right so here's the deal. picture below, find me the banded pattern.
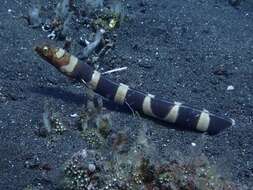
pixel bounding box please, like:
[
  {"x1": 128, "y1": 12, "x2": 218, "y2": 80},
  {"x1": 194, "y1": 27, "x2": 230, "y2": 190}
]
[{"x1": 35, "y1": 45, "x2": 235, "y2": 134}]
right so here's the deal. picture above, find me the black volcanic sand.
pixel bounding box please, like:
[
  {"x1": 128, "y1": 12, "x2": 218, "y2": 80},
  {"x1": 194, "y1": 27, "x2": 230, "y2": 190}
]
[{"x1": 0, "y1": 0, "x2": 252, "y2": 189}]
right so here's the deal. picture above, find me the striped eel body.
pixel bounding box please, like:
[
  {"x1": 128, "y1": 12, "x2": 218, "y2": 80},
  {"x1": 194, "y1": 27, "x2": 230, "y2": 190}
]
[{"x1": 35, "y1": 45, "x2": 235, "y2": 134}]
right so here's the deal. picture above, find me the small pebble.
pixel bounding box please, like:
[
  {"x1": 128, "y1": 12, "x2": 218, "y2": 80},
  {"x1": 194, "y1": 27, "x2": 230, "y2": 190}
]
[
  {"x1": 88, "y1": 163, "x2": 96, "y2": 172},
  {"x1": 191, "y1": 142, "x2": 196, "y2": 147},
  {"x1": 70, "y1": 113, "x2": 79, "y2": 118},
  {"x1": 227, "y1": 85, "x2": 235, "y2": 91},
  {"x1": 24, "y1": 155, "x2": 40, "y2": 169}
]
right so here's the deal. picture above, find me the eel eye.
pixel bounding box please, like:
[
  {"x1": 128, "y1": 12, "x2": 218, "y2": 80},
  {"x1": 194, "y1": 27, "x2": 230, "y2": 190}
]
[{"x1": 43, "y1": 46, "x2": 49, "y2": 53}]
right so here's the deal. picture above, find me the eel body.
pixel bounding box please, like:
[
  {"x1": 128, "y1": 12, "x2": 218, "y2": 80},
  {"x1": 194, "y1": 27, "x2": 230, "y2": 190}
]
[{"x1": 35, "y1": 45, "x2": 235, "y2": 134}]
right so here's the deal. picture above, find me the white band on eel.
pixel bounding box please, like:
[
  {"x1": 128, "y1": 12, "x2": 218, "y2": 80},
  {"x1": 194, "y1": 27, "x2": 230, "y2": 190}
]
[
  {"x1": 142, "y1": 94, "x2": 155, "y2": 117},
  {"x1": 60, "y1": 55, "x2": 78, "y2": 75},
  {"x1": 114, "y1": 83, "x2": 129, "y2": 104},
  {"x1": 56, "y1": 48, "x2": 65, "y2": 59},
  {"x1": 164, "y1": 102, "x2": 182, "y2": 123},
  {"x1": 196, "y1": 110, "x2": 210, "y2": 132},
  {"x1": 89, "y1": 71, "x2": 101, "y2": 90}
]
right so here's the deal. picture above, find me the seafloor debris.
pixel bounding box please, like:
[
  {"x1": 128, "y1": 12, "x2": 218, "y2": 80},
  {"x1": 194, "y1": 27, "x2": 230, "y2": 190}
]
[
  {"x1": 27, "y1": 6, "x2": 42, "y2": 28},
  {"x1": 26, "y1": 0, "x2": 123, "y2": 71},
  {"x1": 102, "y1": 66, "x2": 128, "y2": 75},
  {"x1": 91, "y1": 5, "x2": 124, "y2": 31},
  {"x1": 76, "y1": 100, "x2": 101, "y2": 132},
  {"x1": 35, "y1": 0, "x2": 125, "y2": 41},
  {"x1": 50, "y1": 112, "x2": 67, "y2": 134},
  {"x1": 96, "y1": 114, "x2": 112, "y2": 138},
  {"x1": 40, "y1": 0, "x2": 74, "y2": 39},
  {"x1": 58, "y1": 149, "x2": 103, "y2": 190},
  {"x1": 133, "y1": 156, "x2": 239, "y2": 190},
  {"x1": 57, "y1": 124, "x2": 243, "y2": 190},
  {"x1": 24, "y1": 154, "x2": 52, "y2": 172},
  {"x1": 80, "y1": 29, "x2": 105, "y2": 59},
  {"x1": 37, "y1": 105, "x2": 66, "y2": 137},
  {"x1": 20, "y1": 5, "x2": 42, "y2": 28},
  {"x1": 80, "y1": 126, "x2": 105, "y2": 149},
  {"x1": 33, "y1": 99, "x2": 243, "y2": 189},
  {"x1": 213, "y1": 65, "x2": 229, "y2": 77},
  {"x1": 110, "y1": 131, "x2": 129, "y2": 152},
  {"x1": 78, "y1": 112, "x2": 112, "y2": 149}
]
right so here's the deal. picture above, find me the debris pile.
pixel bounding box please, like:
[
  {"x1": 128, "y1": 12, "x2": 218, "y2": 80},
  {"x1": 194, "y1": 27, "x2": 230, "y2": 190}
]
[
  {"x1": 37, "y1": 103, "x2": 67, "y2": 138},
  {"x1": 25, "y1": 0, "x2": 124, "y2": 63},
  {"x1": 57, "y1": 119, "x2": 242, "y2": 190},
  {"x1": 59, "y1": 149, "x2": 103, "y2": 190}
]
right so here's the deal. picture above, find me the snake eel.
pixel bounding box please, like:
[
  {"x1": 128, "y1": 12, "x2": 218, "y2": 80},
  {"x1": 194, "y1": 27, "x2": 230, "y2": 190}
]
[{"x1": 35, "y1": 44, "x2": 235, "y2": 134}]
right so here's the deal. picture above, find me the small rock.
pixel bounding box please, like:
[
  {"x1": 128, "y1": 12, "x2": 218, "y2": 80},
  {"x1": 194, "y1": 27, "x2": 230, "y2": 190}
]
[
  {"x1": 88, "y1": 163, "x2": 96, "y2": 172},
  {"x1": 24, "y1": 155, "x2": 40, "y2": 169},
  {"x1": 191, "y1": 142, "x2": 197, "y2": 147},
  {"x1": 227, "y1": 85, "x2": 235, "y2": 91},
  {"x1": 213, "y1": 66, "x2": 229, "y2": 77},
  {"x1": 138, "y1": 59, "x2": 153, "y2": 69},
  {"x1": 70, "y1": 113, "x2": 79, "y2": 118}
]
